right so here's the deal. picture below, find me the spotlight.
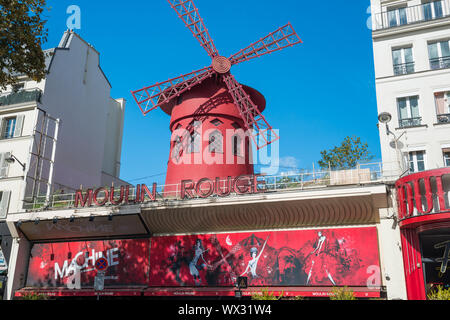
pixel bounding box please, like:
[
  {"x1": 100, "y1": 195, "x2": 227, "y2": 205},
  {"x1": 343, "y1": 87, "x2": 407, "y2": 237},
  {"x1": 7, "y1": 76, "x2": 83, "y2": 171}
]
[
  {"x1": 69, "y1": 215, "x2": 75, "y2": 223},
  {"x1": 34, "y1": 218, "x2": 40, "y2": 225},
  {"x1": 52, "y1": 217, "x2": 58, "y2": 224},
  {"x1": 89, "y1": 215, "x2": 95, "y2": 222},
  {"x1": 108, "y1": 213, "x2": 113, "y2": 221},
  {"x1": 17, "y1": 220, "x2": 22, "y2": 227}
]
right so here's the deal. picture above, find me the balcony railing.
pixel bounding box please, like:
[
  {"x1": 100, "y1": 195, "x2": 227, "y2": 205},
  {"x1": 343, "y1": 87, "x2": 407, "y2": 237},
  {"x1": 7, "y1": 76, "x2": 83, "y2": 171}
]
[
  {"x1": 437, "y1": 113, "x2": 450, "y2": 123},
  {"x1": 373, "y1": 0, "x2": 450, "y2": 31},
  {"x1": 393, "y1": 62, "x2": 415, "y2": 75},
  {"x1": 0, "y1": 89, "x2": 42, "y2": 107},
  {"x1": 430, "y1": 56, "x2": 450, "y2": 70},
  {"x1": 21, "y1": 162, "x2": 402, "y2": 212},
  {"x1": 399, "y1": 117, "x2": 422, "y2": 128}
]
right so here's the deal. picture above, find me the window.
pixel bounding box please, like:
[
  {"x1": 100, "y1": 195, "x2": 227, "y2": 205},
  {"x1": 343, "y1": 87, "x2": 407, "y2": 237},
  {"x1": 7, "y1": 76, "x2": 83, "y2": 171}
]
[
  {"x1": 0, "y1": 153, "x2": 11, "y2": 178},
  {"x1": 0, "y1": 115, "x2": 24, "y2": 139},
  {"x1": 209, "y1": 130, "x2": 223, "y2": 153},
  {"x1": 443, "y1": 148, "x2": 450, "y2": 166},
  {"x1": 2, "y1": 118, "x2": 16, "y2": 139},
  {"x1": 0, "y1": 191, "x2": 11, "y2": 219},
  {"x1": 434, "y1": 91, "x2": 450, "y2": 123},
  {"x1": 387, "y1": 6, "x2": 407, "y2": 27},
  {"x1": 422, "y1": 1, "x2": 443, "y2": 21},
  {"x1": 172, "y1": 136, "x2": 182, "y2": 159},
  {"x1": 408, "y1": 151, "x2": 426, "y2": 173},
  {"x1": 428, "y1": 40, "x2": 450, "y2": 70},
  {"x1": 398, "y1": 96, "x2": 421, "y2": 127},
  {"x1": 189, "y1": 131, "x2": 200, "y2": 153},
  {"x1": 392, "y1": 47, "x2": 414, "y2": 75},
  {"x1": 232, "y1": 135, "x2": 242, "y2": 156},
  {"x1": 210, "y1": 119, "x2": 223, "y2": 127}
]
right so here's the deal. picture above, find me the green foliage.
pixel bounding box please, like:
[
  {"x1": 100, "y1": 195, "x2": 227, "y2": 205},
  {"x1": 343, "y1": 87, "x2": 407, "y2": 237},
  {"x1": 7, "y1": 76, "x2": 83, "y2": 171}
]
[
  {"x1": 427, "y1": 285, "x2": 450, "y2": 300},
  {"x1": 0, "y1": 0, "x2": 49, "y2": 89},
  {"x1": 318, "y1": 136, "x2": 374, "y2": 170},
  {"x1": 251, "y1": 288, "x2": 284, "y2": 301},
  {"x1": 329, "y1": 287, "x2": 357, "y2": 300},
  {"x1": 20, "y1": 292, "x2": 48, "y2": 300}
]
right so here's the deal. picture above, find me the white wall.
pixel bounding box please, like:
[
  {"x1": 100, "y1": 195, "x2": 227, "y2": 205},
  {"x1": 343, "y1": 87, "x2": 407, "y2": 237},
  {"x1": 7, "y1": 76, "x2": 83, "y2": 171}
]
[{"x1": 41, "y1": 32, "x2": 125, "y2": 190}]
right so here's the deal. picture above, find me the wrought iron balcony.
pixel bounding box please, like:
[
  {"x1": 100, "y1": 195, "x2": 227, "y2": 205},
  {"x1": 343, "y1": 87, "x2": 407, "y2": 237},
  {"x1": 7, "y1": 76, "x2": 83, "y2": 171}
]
[
  {"x1": 437, "y1": 113, "x2": 450, "y2": 123},
  {"x1": 399, "y1": 117, "x2": 422, "y2": 128},
  {"x1": 430, "y1": 56, "x2": 450, "y2": 70},
  {"x1": 393, "y1": 62, "x2": 415, "y2": 75},
  {"x1": 373, "y1": 0, "x2": 450, "y2": 31},
  {"x1": 0, "y1": 89, "x2": 42, "y2": 107}
]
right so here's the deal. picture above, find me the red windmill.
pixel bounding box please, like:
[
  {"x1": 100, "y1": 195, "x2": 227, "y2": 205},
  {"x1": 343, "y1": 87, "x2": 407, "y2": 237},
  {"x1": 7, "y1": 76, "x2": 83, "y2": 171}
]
[{"x1": 131, "y1": 0, "x2": 302, "y2": 196}]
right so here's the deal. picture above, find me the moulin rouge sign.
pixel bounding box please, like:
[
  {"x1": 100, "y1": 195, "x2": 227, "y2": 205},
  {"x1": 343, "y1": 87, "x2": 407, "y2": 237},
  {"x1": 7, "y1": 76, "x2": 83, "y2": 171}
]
[{"x1": 75, "y1": 174, "x2": 267, "y2": 208}]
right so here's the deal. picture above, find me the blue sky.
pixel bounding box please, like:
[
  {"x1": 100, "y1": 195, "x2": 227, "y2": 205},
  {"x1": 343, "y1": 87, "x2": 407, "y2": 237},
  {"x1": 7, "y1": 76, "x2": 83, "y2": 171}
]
[{"x1": 43, "y1": 0, "x2": 380, "y2": 184}]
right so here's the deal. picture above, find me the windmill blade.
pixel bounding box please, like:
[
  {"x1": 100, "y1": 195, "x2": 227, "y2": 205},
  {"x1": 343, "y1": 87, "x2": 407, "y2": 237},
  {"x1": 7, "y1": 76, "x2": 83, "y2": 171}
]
[
  {"x1": 222, "y1": 74, "x2": 280, "y2": 150},
  {"x1": 168, "y1": 0, "x2": 219, "y2": 58},
  {"x1": 229, "y1": 23, "x2": 302, "y2": 66},
  {"x1": 131, "y1": 66, "x2": 215, "y2": 116}
]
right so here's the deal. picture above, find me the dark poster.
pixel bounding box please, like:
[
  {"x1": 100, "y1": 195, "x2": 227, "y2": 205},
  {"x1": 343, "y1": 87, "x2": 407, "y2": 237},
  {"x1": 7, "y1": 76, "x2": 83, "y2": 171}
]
[
  {"x1": 26, "y1": 239, "x2": 150, "y2": 288},
  {"x1": 149, "y1": 227, "x2": 381, "y2": 287}
]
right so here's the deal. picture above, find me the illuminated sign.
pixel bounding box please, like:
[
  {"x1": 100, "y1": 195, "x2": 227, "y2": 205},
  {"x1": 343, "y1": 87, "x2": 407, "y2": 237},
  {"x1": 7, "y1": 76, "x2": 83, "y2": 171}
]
[{"x1": 74, "y1": 174, "x2": 266, "y2": 208}]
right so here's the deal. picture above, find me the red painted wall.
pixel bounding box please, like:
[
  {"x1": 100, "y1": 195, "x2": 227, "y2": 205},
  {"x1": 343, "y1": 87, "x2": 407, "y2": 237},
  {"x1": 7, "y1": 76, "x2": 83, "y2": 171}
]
[{"x1": 163, "y1": 78, "x2": 266, "y2": 196}]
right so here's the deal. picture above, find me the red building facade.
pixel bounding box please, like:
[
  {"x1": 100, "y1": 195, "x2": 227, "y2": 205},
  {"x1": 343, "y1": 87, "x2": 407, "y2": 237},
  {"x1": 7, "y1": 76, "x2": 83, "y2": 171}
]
[{"x1": 396, "y1": 168, "x2": 450, "y2": 300}]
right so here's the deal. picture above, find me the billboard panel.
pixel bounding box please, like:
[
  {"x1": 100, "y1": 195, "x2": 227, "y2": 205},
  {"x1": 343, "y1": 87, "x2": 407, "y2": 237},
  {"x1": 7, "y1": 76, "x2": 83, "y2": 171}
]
[
  {"x1": 26, "y1": 239, "x2": 150, "y2": 288},
  {"x1": 149, "y1": 227, "x2": 380, "y2": 287}
]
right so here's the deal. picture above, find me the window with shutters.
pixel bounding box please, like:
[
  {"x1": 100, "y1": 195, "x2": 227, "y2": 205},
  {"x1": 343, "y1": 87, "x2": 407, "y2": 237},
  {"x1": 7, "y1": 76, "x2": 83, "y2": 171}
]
[
  {"x1": 0, "y1": 191, "x2": 11, "y2": 219},
  {"x1": 0, "y1": 114, "x2": 24, "y2": 139},
  {"x1": 0, "y1": 153, "x2": 11, "y2": 178}
]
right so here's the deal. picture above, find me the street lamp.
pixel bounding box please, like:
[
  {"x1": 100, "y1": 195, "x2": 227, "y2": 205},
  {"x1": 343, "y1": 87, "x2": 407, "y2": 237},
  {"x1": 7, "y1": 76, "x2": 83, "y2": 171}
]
[
  {"x1": 5, "y1": 154, "x2": 26, "y2": 171},
  {"x1": 378, "y1": 112, "x2": 406, "y2": 175}
]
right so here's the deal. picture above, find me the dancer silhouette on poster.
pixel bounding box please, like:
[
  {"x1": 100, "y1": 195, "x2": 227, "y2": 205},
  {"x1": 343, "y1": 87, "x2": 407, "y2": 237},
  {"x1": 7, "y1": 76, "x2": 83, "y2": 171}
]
[
  {"x1": 306, "y1": 231, "x2": 336, "y2": 285},
  {"x1": 189, "y1": 239, "x2": 210, "y2": 286},
  {"x1": 241, "y1": 236, "x2": 269, "y2": 279}
]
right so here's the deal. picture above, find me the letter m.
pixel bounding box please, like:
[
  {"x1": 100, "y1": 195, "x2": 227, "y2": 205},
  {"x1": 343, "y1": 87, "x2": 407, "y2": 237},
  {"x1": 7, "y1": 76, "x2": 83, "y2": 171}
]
[
  {"x1": 54, "y1": 260, "x2": 70, "y2": 280},
  {"x1": 75, "y1": 189, "x2": 93, "y2": 207}
]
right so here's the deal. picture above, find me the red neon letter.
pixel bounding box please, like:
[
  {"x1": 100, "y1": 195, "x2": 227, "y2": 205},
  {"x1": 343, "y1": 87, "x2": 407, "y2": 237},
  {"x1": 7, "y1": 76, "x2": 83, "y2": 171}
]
[
  {"x1": 75, "y1": 189, "x2": 93, "y2": 207},
  {"x1": 181, "y1": 180, "x2": 195, "y2": 199},
  {"x1": 93, "y1": 187, "x2": 109, "y2": 206},
  {"x1": 141, "y1": 183, "x2": 157, "y2": 202},
  {"x1": 196, "y1": 178, "x2": 214, "y2": 198}
]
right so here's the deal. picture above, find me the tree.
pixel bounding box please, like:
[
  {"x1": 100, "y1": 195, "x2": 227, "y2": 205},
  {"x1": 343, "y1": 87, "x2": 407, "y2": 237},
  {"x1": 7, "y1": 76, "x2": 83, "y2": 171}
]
[
  {"x1": 318, "y1": 136, "x2": 374, "y2": 170},
  {"x1": 0, "y1": 0, "x2": 48, "y2": 89}
]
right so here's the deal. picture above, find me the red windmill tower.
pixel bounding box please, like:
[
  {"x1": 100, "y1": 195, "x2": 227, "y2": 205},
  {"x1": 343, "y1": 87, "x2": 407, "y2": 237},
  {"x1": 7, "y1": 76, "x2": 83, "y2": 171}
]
[{"x1": 131, "y1": 0, "x2": 302, "y2": 196}]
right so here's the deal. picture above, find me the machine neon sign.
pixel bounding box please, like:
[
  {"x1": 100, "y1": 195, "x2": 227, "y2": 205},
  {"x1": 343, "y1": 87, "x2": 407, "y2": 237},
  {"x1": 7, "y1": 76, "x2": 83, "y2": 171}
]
[{"x1": 74, "y1": 174, "x2": 267, "y2": 208}]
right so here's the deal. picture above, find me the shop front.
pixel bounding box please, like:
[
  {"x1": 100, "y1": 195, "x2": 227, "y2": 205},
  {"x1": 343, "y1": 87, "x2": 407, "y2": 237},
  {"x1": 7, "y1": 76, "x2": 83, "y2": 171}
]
[
  {"x1": 10, "y1": 182, "x2": 387, "y2": 299},
  {"x1": 14, "y1": 227, "x2": 382, "y2": 299},
  {"x1": 396, "y1": 168, "x2": 450, "y2": 300}
]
